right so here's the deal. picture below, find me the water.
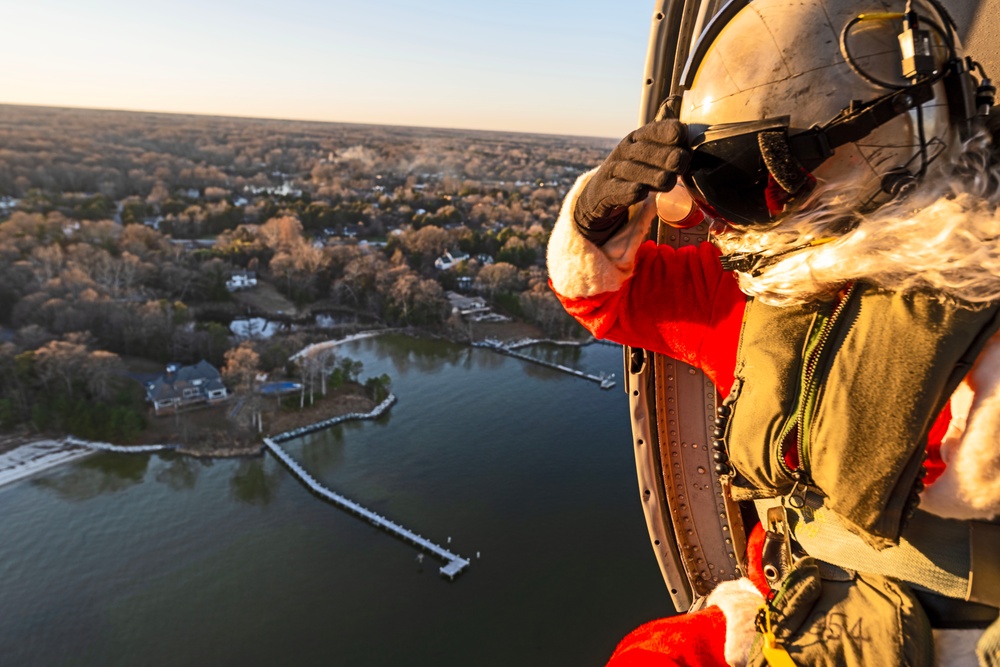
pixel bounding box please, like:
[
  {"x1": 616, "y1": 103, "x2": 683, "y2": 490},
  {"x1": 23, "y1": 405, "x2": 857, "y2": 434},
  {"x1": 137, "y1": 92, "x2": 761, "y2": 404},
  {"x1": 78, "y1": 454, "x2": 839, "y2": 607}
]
[{"x1": 0, "y1": 335, "x2": 673, "y2": 666}]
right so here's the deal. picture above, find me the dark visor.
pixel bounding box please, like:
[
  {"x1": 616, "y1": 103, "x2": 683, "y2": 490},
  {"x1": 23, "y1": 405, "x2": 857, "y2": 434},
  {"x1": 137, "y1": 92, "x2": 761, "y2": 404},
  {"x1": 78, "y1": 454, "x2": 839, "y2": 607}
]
[
  {"x1": 682, "y1": 82, "x2": 935, "y2": 227},
  {"x1": 683, "y1": 118, "x2": 794, "y2": 227}
]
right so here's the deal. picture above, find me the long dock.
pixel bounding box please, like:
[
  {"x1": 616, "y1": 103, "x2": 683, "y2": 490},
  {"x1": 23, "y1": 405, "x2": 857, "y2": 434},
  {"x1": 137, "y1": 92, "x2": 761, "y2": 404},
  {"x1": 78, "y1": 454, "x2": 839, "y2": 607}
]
[
  {"x1": 473, "y1": 339, "x2": 616, "y2": 389},
  {"x1": 262, "y1": 436, "x2": 470, "y2": 580}
]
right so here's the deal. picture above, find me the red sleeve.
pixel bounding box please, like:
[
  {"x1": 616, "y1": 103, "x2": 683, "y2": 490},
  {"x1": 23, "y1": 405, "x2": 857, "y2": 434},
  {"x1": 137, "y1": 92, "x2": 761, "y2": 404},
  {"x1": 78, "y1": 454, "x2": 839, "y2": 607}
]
[{"x1": 551, "y1": 240, "x2": 746, "y2": 394}]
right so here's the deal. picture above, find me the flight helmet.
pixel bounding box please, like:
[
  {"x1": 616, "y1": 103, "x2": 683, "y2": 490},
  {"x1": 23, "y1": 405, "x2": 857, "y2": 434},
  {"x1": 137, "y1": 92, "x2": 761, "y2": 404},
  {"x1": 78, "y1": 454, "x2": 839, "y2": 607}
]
[{"x1": 676, "y1": 0, "x2": 993, "y2": 227}]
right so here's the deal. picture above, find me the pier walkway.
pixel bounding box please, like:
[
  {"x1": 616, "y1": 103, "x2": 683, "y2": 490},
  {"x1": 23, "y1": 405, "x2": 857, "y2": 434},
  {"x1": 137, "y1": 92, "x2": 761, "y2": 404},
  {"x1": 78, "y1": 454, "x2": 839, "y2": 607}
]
[
  {"x1": 270, "y1": 394, "x2": 397, "y2": 443},
  {"x1": 473, "y1": 339, "x2": 616, "y2": 389},
  {"x1": 262, "y1": 435, "x2": 470, "y2": 580}
]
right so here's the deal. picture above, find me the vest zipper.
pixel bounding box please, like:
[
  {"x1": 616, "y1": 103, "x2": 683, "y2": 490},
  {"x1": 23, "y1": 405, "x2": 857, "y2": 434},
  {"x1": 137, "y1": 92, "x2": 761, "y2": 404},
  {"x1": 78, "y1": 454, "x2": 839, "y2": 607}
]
[{"x1": 777, "y1": 284, "x2": 857, "y2": 490}]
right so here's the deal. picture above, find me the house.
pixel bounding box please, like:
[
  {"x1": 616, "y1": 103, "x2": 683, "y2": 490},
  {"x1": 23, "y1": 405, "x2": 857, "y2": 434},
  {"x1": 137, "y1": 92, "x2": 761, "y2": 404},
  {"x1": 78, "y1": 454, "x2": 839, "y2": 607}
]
[
  {"x1": 434, "y1": 250, "x2": 471, "y2": 271},
  {"x1": 146, "y1": 361, "x2": 229, "y2": 414},
  {"x1": 445, "y1": 291, "x2": 511, "y2": 324},
  {"x1": 445, "y1": 291, "x2": 488, "y2": 316},
  {"x1": 226, "y1": 270, "x2": 257, "y2": 291}
]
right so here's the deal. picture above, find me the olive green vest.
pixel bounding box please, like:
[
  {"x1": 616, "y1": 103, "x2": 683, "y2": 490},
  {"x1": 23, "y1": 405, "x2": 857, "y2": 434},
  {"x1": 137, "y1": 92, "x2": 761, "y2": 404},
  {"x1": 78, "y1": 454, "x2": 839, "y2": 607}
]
[{"x1": 725, "y1": 284, "x2": 1000, "y2": 549}]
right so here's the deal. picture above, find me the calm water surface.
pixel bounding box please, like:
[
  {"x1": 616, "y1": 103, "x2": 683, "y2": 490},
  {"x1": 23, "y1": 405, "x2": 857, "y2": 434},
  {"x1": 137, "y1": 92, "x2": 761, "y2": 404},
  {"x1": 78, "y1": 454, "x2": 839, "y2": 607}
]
[{"x1": 0, "y1": 334, "x2": 673, "y2": 666}]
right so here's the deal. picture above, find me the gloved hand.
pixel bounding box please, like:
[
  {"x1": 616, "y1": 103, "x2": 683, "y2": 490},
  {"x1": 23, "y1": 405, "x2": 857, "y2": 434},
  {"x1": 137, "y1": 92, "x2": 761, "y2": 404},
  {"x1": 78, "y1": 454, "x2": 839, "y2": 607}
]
[{"x1": 574, "y1": 119, "x2": 690, "y2": 245}]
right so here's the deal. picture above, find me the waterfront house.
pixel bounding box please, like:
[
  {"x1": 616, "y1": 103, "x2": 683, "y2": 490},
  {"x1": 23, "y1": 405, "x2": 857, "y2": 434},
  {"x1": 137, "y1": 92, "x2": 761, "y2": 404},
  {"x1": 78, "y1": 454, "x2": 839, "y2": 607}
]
[{"x1": 146, "y1": 361, "x2": 229, "y2": 414}]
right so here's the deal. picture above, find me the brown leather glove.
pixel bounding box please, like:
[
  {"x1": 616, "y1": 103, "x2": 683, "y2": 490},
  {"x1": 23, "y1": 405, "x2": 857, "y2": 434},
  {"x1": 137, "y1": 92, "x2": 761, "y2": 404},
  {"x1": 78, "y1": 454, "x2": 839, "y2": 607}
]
[{"x1": 574, "y1": 119, "x2": 690, "y2": 245}]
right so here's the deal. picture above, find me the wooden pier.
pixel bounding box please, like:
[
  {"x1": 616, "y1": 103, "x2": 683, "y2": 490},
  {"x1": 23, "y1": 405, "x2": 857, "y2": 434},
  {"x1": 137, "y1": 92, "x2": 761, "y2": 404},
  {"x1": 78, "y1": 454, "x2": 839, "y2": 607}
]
[
  {"x1": 473, "y1": 340, "x2": 616, "y2": 389},
  {"x1": 263, "y1": 437, "x2": 470, "y2": 580},
  {"x1": 270, "y1": 395, "x2": 396, "y2": 443}
]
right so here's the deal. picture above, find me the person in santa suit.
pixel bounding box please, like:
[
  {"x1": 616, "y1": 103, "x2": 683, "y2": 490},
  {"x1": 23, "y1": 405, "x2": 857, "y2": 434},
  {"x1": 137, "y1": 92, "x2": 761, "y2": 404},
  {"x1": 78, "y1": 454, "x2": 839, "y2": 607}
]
[{"x1": 546, "y1": 1, "x2": 1000, "y2": 665}]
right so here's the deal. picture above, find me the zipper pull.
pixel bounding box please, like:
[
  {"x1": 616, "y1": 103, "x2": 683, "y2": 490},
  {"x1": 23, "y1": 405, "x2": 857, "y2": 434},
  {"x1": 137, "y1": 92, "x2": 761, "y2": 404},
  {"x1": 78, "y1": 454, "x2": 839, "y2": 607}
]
[
  {"x1": 787, "y1": 477, "x2": 807, "y2": 509},
  {"x1": 755, "y1": 604, "x2": 797, "y2": 667}
]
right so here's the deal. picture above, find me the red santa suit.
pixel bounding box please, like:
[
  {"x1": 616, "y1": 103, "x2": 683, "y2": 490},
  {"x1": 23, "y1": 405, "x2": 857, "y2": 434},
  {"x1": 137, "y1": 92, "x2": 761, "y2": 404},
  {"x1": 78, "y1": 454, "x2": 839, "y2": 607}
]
[{"x1": 546, "y1": 169, "x2": 994, "y2": 667}]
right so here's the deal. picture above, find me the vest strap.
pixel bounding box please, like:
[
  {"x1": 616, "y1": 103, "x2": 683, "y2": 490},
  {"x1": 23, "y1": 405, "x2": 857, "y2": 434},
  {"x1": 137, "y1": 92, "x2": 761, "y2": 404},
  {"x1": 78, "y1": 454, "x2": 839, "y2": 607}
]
[
  {"x1": 970, "y1": 521, "x2": 1000, "y2": 607},
  {"x1": 755, "y1": 495, "x2": 1000, "y2": 609}
]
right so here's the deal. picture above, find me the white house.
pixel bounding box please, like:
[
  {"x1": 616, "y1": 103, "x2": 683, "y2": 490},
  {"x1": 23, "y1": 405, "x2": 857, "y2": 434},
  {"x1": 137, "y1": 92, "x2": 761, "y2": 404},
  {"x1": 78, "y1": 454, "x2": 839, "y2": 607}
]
[
  {"x1": 434, "y1": 250, "x2": 471, "y2": 271},
  {"x1": 226, "y1": 271, "x2": 258, "y2": 291}
]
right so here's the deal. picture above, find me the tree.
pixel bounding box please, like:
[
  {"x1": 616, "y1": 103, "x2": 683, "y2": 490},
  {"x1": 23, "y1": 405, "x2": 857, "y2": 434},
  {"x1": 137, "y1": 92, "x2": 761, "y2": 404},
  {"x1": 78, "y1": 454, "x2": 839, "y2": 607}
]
[
  {"x1": 84, "y1": 350, "x2": 126, "y2": 403},
  {"x1": 364, "y1": 374, "x2": 392, "y2": 402},
  {"x1": 475, "y1": 262, "x2": 522, "y2": 296},
  {"x1": 400, "y1": 225, "x2": 450, "y2": 269},
  {"x1": 258, "y1": 215, "x2": 303, "y2": 253},
  {"x1": 386, "y1": 271, "x2": 448, "y2": 326},
  {"x1": 222, "y1": 342, "x2": 261, "y2": 395},
  {"x1": 33, "y1": 339, "x2": 89, "y2": 397},
  {"x1": 336, "y1": 252, "x2": 391, "y2": 312}
]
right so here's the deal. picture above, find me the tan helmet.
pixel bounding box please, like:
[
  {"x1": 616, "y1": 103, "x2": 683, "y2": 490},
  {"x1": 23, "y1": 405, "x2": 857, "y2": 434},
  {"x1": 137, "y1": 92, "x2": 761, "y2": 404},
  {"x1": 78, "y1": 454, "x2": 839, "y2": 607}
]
[{"x1": 676, "y1": 0, "x2": 990, "y2": 227}]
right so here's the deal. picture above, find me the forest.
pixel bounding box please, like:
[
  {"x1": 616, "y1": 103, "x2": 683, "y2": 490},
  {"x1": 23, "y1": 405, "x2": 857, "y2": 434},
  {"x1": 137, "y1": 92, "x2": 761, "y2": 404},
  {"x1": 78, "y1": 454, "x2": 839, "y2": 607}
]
[{"x1": 0, "y1": 104, "x2": 614, "y2": 442}]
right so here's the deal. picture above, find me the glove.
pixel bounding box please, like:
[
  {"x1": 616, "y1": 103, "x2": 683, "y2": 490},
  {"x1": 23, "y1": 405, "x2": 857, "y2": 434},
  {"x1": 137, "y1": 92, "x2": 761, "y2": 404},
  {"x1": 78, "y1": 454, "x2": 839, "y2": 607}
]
[{"x1": 574, "y1": 119, "x2": 690, "y2": 246}]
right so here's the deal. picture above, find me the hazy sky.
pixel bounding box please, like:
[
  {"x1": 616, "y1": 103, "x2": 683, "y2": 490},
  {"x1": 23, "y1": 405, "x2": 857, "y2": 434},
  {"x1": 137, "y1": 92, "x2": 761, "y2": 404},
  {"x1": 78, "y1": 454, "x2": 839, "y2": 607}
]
[{"x1": 4, "y1": 0, "x2": 655, "y2": 138}]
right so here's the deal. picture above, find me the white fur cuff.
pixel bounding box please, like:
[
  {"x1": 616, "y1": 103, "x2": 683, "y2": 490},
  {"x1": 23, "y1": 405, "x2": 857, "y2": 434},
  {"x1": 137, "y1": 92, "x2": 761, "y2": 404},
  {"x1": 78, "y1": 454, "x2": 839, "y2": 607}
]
[
  {"x1": 706, "y1": 578, "x2": 765, "y2": 667},
  {"x1": 546, "y1": 168, "x2": 658, "y2": 298}
]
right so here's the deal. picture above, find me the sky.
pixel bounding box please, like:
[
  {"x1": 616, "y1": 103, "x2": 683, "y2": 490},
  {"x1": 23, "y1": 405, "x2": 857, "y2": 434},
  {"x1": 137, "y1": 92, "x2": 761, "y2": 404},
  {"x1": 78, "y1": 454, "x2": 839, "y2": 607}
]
[{"x1": 3, "y1": 0, "x2": 656, "y2": 138}]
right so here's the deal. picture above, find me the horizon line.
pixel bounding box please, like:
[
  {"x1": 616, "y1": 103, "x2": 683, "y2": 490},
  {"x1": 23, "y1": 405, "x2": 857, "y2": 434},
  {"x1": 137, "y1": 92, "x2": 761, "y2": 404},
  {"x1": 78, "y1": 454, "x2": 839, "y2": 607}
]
[{"x1": 0, "y1": 101, "x2": 618, "y2": 143}]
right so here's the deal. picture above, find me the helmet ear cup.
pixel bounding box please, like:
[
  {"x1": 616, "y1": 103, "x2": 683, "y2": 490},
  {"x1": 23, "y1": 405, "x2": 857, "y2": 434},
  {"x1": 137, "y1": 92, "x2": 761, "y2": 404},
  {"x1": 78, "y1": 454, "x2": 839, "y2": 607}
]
[{"x1": 758, "y1": 131, "x2": 808, "y2": 194}]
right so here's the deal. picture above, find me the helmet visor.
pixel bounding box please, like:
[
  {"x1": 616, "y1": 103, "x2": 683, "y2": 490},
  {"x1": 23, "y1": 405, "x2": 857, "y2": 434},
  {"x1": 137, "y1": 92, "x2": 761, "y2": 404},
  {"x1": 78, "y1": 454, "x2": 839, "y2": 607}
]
[{"x1": 683, "y1": 118, "x2": 798, "y2": 227}]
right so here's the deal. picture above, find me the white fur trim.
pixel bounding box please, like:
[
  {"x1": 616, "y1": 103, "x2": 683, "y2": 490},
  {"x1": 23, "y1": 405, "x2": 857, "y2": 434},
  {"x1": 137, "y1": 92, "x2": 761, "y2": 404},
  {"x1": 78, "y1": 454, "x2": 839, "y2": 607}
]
[
  {"x1": 921, "y1": 333, "x2": 1000, "y2": 520},
  {"x1": 706, "y1": 578, "x2": 764, "y2": 667},
  {"x1": 933, "y1": 628, "x2": 984, "y2": 667},
  {"x1": 546, "y1": 168, "x2": 659, "y2": 298}
]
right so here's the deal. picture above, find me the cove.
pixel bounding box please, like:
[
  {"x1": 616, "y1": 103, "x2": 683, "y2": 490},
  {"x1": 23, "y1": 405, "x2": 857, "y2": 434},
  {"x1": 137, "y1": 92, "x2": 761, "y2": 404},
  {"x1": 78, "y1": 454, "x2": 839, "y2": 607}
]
[{"x1": 0, "y1": 334, "x2": 673, "y2": 667}]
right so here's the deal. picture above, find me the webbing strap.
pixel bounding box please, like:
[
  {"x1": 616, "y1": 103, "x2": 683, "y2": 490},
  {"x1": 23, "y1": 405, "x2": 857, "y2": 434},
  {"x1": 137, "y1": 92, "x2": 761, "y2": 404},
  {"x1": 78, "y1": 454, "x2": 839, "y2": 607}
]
[
  {"x1": 755, "y1": 496, "x2": 1000, "y2": 608},
  {"x1": 970, "y1": 522, "x2": 1000, "y2": 607}
]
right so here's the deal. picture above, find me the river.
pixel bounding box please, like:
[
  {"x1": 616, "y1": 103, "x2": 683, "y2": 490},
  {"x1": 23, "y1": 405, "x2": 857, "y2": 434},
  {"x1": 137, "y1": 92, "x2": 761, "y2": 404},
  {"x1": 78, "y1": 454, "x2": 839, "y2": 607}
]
[{"x1": 0, "y1": 334, "x2": 674, "y2": 666}]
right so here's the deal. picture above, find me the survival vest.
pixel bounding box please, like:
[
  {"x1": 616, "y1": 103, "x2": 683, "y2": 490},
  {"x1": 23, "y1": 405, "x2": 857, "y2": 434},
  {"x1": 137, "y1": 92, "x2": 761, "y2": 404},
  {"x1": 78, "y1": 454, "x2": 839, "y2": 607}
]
[{"x1": 721, "y1": 282, "x2": 1000, "y2": 549}]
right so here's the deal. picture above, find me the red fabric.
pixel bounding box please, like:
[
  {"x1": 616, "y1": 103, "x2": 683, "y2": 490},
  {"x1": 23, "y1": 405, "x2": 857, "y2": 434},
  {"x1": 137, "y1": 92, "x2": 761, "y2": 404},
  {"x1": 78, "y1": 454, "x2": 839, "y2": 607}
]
[
  {"x1": 605, "y1": 524, "x2": 770, "y2": 667},
  {"x1": 744, "y1": 523, "x2": 770, "y2": 597},
  {"x1": 923, "y1": 401, "x2": 951, "y2": 485},
  {"x1": 606, "y1": 607, "x2": 729, "y2": 667},
  {"x1": 551, "y1": 240, "x2": 745, "y2": 394}
]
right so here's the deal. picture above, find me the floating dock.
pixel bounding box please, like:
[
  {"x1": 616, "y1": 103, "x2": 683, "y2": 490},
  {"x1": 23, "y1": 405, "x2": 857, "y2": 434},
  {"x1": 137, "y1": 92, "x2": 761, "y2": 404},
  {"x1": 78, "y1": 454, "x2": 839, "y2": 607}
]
[
  {"x1": 473, "y1": 340, "x2": 616, "y2": 389},
  {"x1": 263, "y1": 436, "x2": 470, "y2": 580}
]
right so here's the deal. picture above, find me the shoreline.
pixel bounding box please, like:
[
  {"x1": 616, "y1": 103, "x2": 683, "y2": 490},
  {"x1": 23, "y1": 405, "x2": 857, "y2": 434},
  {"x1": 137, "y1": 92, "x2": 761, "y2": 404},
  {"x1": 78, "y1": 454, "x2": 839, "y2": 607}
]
[
  {"x1": 0, "y1": 393, "x2": 397, "y2": 491},
  {"x1": 0, "y1": 439, "x2": 96, "y2": 489},
  {"x1": 0, "y1": 329, "x2": 591, "y2": 490}
]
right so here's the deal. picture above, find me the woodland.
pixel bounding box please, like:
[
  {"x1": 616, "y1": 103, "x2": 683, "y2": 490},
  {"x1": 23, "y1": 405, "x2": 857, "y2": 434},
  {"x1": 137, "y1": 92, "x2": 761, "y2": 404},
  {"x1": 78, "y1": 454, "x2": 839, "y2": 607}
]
[{"x1": 0, "y1": 104, "x2": 612, "y2": 443}]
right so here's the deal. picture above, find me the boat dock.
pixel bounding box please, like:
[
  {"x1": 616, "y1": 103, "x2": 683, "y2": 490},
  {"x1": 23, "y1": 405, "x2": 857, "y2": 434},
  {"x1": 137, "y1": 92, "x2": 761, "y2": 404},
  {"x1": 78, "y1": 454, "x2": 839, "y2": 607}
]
[
  {"x1": 262, "y1": 437, "x2": 470, "y2": 580},
  {"x1": 473, "y1": 340, "x2": 616, "y2": 389}
]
